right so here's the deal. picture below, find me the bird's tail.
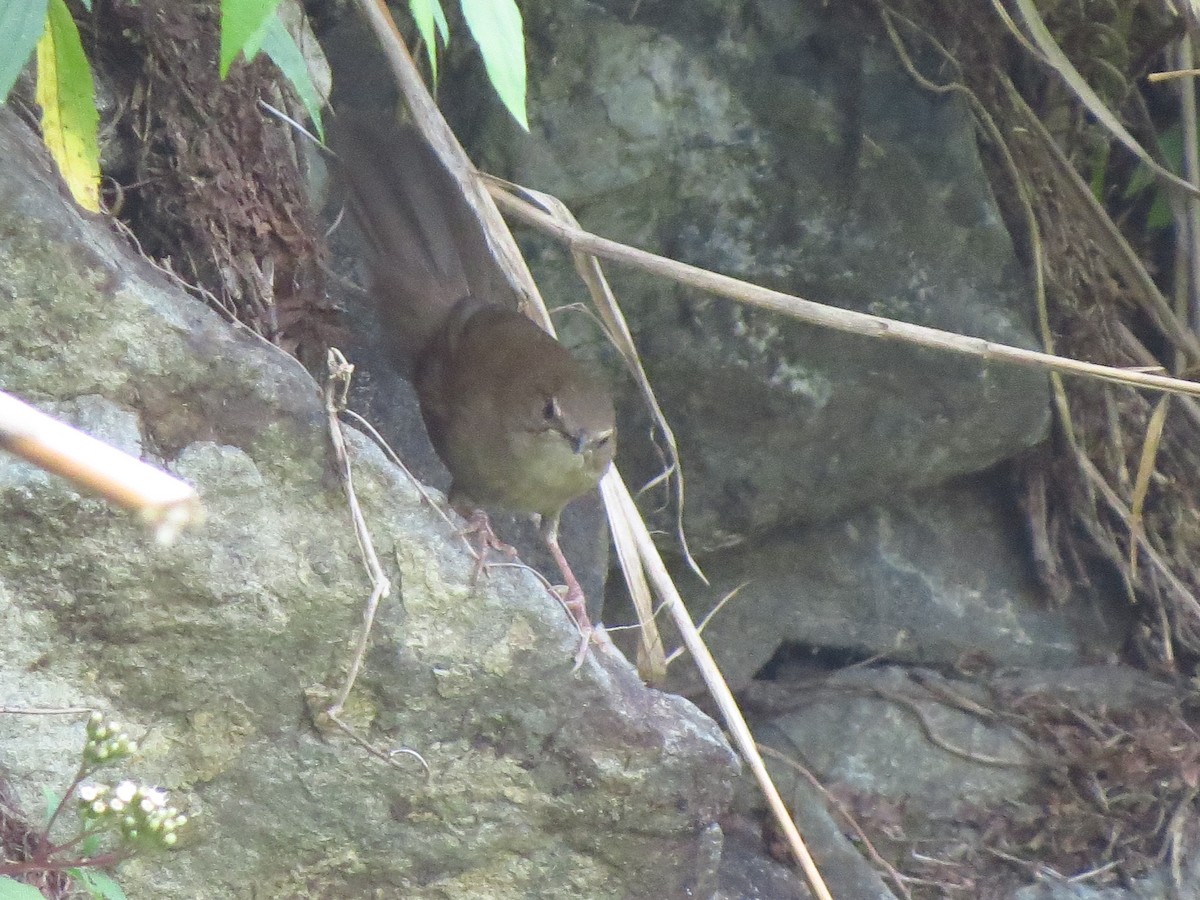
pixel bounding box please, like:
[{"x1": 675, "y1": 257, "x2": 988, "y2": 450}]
[{"x1": 330, "y1": 111, "x2": 499, "y2": 369}]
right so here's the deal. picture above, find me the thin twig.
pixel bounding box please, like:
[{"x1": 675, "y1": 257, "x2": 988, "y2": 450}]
[
  {"x1": 322, "y1": 349, "x2": 393, "y2": 717},
  {"x1": 867, "y1": 687, "x2": 1030, "y2": 769},
  {"x1": 757, "y1": 742, "x2": 915, "y2": 900},
  {"x1": 663, "y1": 582, "x2": 749, "y2": 667},
  {"x1": 488, "y1": 185, "x2": 1200, "y2": 402},
  {"x1": 322, "y1": 711, "x2": 431, "y2": 778}
]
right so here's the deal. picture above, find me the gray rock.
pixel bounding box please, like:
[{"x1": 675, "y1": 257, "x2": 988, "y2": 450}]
[
  {"x1": 653, "y1": 476, "x2": 1131, "y2": 696},
  {"x1": 1014, "y1": 879, "x2": 1146, "y2": 899},
  {"x1": 752, "y1": 666, "x2": 1034, "y2": 813},
  {"x1": 717, "y1": 818, "x2": 865, "y2": 900},
  {"x1": 475, "y1": 0, "x2": 1049, "y2": 551},
  {"x1": 0, "y1": 108, "x2": 736, "y2": 899},
  {"x1": 714, "y1": 664, "x2": 1033, "y2": 898}
]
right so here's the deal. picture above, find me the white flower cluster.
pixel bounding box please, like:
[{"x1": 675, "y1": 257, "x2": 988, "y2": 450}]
[
  {"x1": 83, "y1": 711, "x2": 137, "y2": 766},
  {"x1": 77, "y1": 779, "x2": 187, "y2": 849}
]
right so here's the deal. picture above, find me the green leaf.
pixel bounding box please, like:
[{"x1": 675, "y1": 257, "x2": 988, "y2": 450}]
[
  {"x1": 1124, "y1": 161, "x2": 1154, "y2": 200},
  {"x1": 1125, "y1": 125, "x2": 1181, "y2": 201},
  {"x1": 0, "y1": 877, "x2": 48, "y2": 900},
  {"x1": 1123, "y1": 124, "x2": 1184, "y2": 230},
  {"x1": 68, "y1": 868, "x2": 127, "y2": 900},
  {"x1": 0, "y1": 0, "x2": 49, "y2": 104},
  {"x1": 219, "y1": 0, "x2": 282, "y2": 78},
  {"x1": 37, "y1": 0, "x2": 100, "y2": 211},
  {"x1": 1146, "y1": 193, "x2": 1172, "y2": 230},
  {"x1": 460, "y1": 0, "x2": 528, "y2": 130},
  {"x1": 408, "y1": 0, "x2": 449, "y2": 82},
  {"x1": 260, "y1": 13, "x2": 325, "y2": 140},
  {"x1": 240, "y1": 10, "x2": 276, "y2": 63}
]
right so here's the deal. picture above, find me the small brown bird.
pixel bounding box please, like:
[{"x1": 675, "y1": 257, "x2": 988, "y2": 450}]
[{"x1": 332, "y1": 113, "x2": 615, "y2": 646}]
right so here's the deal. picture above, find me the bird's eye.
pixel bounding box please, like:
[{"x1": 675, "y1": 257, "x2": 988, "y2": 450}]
[{"x1": 543, "y1": 397, "x2": 560, "y2": 421}]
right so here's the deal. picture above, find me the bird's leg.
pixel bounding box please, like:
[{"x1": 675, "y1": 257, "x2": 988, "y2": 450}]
[
  {"x1": 538, "y1": 512, "x2": 596, "y2": 666},
  {"x1": 456, "y1": 507, "x2": 518, "y2": 585}
]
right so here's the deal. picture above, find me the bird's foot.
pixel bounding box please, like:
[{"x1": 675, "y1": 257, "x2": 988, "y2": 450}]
[
  {"x1": 457, "y1": 509, "x2": 518, "y2": 585},
  {"x1": 554, "y1": 576, "x2": 613, "y2": 671}
]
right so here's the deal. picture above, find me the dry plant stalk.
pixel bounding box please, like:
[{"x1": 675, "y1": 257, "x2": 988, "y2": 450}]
[
  {"x1": 313, "y1": 349, "x2": 429, "y2": 777},
  {"x1": 487, "y1": 186, "x2": 1200, "y2": 402},
  {"x1": 320, "y1": 349, "x2": 392, "y2": 718},
  {"x1": 0, "y1": 389, "x2": 201, "y2": 543}
]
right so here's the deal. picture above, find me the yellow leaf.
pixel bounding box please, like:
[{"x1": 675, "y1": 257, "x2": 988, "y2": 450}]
[{"x1": 36, "y1": 0, "x2": 100, "y2": 213}]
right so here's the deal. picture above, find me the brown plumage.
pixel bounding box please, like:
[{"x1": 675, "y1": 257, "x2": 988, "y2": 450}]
[{"x1": 332, "y1": 113, "x2": 615, "y2": 646}]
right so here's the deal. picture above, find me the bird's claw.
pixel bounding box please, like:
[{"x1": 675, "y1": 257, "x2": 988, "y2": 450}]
[{"x1": 457, "y1": 509, "x2": 518, "y2": 584}]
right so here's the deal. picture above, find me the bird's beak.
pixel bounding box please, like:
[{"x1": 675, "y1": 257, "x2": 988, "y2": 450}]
[{"x1": 574, "y1": 428, "x2": 614, "y2": 455}]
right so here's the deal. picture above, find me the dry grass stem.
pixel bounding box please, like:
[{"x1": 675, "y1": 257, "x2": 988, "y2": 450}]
[
  {"x1": 1149, "y1": 68, "x2": 1200, "y2": 82},
  {"x1": 0, "y1": 390, "x2": 201, "y2": 543},
  {"x1": 601, "y1": 470, "x2": 668, "y2": 681},
  {"x1": 1074, "y1": 452, "x2": 1200, "y2": 620},
  {"x1": 599, "y1": 474, "x2": 833, "y2": 900},
  {"x1": 322, "y1": 349, "x2": 393, "y2": 717},
  {"x1": 487, "y1": 186, "x2": 1200, "y2": 403},
  {"x1": 1127, "y1": 395, "x2": 1170, "y2": 580},
  {"x1": 664, "y1": 582, "x2": 749, "y2": 668}
]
